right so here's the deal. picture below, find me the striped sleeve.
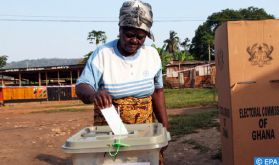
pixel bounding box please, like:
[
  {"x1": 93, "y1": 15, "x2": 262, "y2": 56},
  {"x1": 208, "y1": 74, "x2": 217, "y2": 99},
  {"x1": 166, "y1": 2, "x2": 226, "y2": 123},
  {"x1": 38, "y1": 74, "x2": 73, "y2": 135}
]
[{"x1": 76, "y1": 48, "x2": 103, "y2": 91}]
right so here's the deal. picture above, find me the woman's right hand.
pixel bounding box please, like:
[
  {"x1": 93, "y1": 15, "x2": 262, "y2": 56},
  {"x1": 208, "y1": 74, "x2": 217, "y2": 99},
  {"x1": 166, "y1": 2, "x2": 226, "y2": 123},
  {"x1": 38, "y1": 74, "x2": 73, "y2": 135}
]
[{"x1": 92, "y1": 89, "x2": 112, "y2": 109}]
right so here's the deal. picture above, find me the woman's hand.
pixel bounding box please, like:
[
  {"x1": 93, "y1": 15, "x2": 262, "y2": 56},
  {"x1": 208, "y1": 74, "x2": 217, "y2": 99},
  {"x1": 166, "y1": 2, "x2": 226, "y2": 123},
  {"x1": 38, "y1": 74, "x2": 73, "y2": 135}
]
[{"x1": 92, "y1": 89, "x2": 112, "y2": 109}]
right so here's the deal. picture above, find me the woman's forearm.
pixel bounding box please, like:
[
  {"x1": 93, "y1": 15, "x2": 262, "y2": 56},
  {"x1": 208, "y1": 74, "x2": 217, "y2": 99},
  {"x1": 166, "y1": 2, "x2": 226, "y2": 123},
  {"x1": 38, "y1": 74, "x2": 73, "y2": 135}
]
[
  {"x1": 152, "y1": 88, "x2": 169, "y2": 129},
  {"x1": 76, "y1": 83, "x2": 96, "y2": 104}
]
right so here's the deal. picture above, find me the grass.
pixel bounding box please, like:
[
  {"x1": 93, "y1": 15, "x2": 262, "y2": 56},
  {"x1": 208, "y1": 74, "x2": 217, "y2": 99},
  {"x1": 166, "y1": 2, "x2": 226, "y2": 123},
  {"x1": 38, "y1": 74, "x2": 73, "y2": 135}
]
[
  {"x1": 169, "y1": 110, "x2": 219, "y2": 137},
  {"x1": 30, "y1": 88, "x2": 217, "y2": 113},
  {"x1": 31, "y1": 108, "x2": 91, "y2": 113},
  {"x1": 45, "y1": 103, "x2": 85, "y2": 108},
  {"x1": 164, "y1": 88, "x2": 217, "y2": 109},
  {"x1": 182, "y1": 139, "x2": 210, "y2": 153}
]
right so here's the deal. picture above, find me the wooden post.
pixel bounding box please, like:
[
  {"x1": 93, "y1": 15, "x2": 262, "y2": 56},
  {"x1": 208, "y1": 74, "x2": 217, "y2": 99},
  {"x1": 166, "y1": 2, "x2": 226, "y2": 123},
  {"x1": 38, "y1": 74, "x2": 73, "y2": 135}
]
[
  {"x1": 38, "y1": 72, "x2": 41, "y2": 86},
  {"x1": 19, "y1": 72, "x2": 22, "y2": 86},
  {"x1": 45, "y1": 71, "x2": 48, "y2": 86},
  {"x1": 1, "y1": 74, "x2": 4, "y2": 86},
  {"x1": 77, "y1": 70, "x2": 80, "y2": 78},
  {"x1": 208, "y1": 44, "x2": 211, "y2": 63},
  {"x1": 70, "y1": 70, "x2": 73, "y2": 85},
  {"x1": 178, "y1": 72, "x2": 184, "y2": 88},
  {"x1": 190, "y1": 69, "x2": 196, "y2": 88},
  {"x1": 178, "y1": 62, "x2": 180, "y2": 71},
  {"x1": 57, "y1": 71, "x2": 60, "y2": 101},
  {"x1": 57, "y1": 71, "x2": 60, "y2": 85}
]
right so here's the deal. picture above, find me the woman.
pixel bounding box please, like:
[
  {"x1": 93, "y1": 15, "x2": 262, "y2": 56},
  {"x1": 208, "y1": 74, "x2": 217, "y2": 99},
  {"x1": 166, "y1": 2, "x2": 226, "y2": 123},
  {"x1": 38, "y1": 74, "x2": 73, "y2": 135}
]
[
  {"x1": 76, "y1": 1, "x2": 168, "y2": 163},
  {"x1": 76, "y1": 0, "x2": 168, "y2": 129}
]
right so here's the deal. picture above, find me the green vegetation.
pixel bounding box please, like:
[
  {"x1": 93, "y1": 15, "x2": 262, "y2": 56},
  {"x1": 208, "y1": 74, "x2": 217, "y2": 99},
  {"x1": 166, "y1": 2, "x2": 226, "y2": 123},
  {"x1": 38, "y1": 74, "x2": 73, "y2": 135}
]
[
  {"x1": 164, "y1": 88, "x2": 217, "y2": 109},
  {"x1": 82, "y1": 30, "x2": 107, "y2": 63},
  {"x1": 78, "y1": 7, "x2": 274, "y2": 72},
  {"x1": 155, "y1": 7, "x2": 274, "y2": 65},
  {"x1": 47, "y1": 103, "x2": 85, "y2": 108},
  {"x1": 169, "y1": 110, "x2": 219, "y2": 136},
  {"x1": 190, "y1": 7, "x2": 274, "y2": 60},
  {"x1": 31, "y1": 108, "x2": 91, "y2": 113},
  {"x1": 182, "y1": 139, "x2": 210, "y2": 153},
  {"x1": 30, "y1": 88, "x2": 217, "y2": 114},
  {"x1": 164, "y1": 31, "x2": 180, "y2": 60},
  {"x1": 0, "y1": 55, "x2": 7, "y2": 68}
]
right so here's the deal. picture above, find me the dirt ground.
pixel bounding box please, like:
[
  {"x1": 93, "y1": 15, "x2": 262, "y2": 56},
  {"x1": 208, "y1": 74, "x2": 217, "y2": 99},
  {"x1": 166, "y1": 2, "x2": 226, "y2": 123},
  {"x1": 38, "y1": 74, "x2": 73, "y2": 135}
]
[{"x1": 0, "y1": 101, "x2": 221, "y2": 165}]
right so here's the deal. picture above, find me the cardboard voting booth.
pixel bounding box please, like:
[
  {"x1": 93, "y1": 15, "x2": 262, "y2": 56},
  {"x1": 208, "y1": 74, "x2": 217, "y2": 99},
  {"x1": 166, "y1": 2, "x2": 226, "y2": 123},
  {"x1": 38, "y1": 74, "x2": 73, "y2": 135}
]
[{"x1": 215, "y1": 20, "x2": 279, "y2": 165}]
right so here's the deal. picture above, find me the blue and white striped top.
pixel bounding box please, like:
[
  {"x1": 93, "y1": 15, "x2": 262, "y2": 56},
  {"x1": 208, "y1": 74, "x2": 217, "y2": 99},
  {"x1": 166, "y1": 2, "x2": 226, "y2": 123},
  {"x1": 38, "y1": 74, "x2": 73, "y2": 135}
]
[{"x1": 76, "y1": 39, "x2": 163, "y2": 99}]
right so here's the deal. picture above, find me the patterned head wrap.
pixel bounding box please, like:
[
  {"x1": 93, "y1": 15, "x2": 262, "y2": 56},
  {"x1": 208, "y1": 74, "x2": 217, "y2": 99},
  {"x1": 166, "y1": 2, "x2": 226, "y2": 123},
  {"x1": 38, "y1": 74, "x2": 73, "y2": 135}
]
[{"x1": 119, "y1": 0, "x2": 154, "y2": 41}]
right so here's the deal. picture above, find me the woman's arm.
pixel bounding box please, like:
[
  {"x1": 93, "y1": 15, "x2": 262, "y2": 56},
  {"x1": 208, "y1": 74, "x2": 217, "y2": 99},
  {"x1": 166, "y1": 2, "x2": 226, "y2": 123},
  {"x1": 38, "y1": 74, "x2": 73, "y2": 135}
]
[
  {"x1": 152, "y1": 88, "x2": 169, "y2": 129},
  {"x1": 76, "y1": 83, "x2": 112, "y2": 109}
]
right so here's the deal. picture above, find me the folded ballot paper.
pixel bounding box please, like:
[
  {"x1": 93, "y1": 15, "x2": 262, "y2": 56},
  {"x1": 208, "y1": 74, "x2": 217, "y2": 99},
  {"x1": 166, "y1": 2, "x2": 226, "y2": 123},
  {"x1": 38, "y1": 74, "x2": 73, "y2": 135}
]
[{"x1": 100, "y1": 105, "x2": 128, "y2": 135}]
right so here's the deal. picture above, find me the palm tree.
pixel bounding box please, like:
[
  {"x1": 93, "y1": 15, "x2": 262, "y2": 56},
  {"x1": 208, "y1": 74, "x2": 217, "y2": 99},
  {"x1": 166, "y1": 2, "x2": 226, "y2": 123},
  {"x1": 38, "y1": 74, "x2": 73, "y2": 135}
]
[
  {"x1": 82, "y1": 30, "x2": 107, "y2": 63},
  {"x1": 87, "y1": 30, "x2": 107, "y2": 46},
  {"x1": 201, "y1": 33, "x2": 214, "y2": 62},
  {"x1": 180, "y1": 37, "x2": 190, "y2": 52},
  {"x1": 179, "y1": 37, "x2": 191, "y2": 61},
  {"x1": 164, "y1": 31, "x2": 180, "y2": 60}
]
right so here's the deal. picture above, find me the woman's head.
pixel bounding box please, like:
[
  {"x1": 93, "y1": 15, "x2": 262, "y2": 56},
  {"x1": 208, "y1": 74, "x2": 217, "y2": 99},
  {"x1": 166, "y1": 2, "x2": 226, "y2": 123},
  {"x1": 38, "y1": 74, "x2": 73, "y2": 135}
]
[
  {"x1": 119, "y1": 0, "x2": 154, "y2": 40},
  {"x1": 118, "y1": 26, "x2": 147, "y2": 56}
]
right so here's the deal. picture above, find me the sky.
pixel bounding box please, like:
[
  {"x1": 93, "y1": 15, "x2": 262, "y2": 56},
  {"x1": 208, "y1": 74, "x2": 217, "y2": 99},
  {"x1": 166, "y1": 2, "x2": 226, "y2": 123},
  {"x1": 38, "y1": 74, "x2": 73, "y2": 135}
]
[{"x1": 0, "y1": 0, "x2": 279, "y2": 62}]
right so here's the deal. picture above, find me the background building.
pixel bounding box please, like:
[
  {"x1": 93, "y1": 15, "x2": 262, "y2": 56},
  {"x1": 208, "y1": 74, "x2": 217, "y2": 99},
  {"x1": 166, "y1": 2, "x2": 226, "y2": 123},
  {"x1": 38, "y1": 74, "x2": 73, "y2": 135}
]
[{"x1": 0, "y1": 63, "x2": 84, "y2": 104}]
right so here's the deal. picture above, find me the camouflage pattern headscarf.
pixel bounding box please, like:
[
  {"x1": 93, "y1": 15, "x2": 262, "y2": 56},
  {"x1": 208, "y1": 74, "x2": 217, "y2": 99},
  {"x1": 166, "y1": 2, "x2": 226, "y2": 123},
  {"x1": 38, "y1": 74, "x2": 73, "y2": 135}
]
[{"x1": 119, "y1": 0, "x2": 154, "y2": 41}]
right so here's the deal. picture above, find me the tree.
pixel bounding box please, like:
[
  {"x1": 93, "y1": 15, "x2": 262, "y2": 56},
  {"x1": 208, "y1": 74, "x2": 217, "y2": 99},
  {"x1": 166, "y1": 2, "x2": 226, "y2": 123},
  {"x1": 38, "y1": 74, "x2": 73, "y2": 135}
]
[
  {"x1": 180, "y1": 37, "x2": 191, "y2": 61},
  {"x1": 82, "y1": 30, "x2": 107, "y2": 63},
  {"x1": 80, "y1": 51, "x2": 93, "y2": 64},
  {"x1": 0, "y1": 55, "x2": 7, "y2": 68},
  {"x1": 202, "y1": 33, "x2": 214, "y2": 62},
  {"x1": 190, "y1": 7, "x2": 274, "y2": 61},
  {"x1": 180, "y1": 37, "x2": 190, "y2": 52},
  {"x1": 151, "y1": 44, "x2": 171, "y2": 74},
  {"x1": 87, "y1": 30, "x2": 107, "y2": 46},
  {"x1": 164, "y1": 31, "x2": 180, "y2": 60}
]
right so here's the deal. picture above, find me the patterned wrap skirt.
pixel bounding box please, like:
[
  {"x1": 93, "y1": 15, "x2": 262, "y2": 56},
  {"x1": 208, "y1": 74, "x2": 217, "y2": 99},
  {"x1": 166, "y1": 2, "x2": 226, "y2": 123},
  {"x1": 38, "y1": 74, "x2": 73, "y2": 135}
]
[{"x1": 93, "y1": 96, "x2": 154, "y2": 126}]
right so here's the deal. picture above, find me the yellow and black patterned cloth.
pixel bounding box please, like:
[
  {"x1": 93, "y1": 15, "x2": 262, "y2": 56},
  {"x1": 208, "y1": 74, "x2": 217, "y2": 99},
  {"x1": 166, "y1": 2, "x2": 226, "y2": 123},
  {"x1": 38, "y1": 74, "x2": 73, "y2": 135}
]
[{"x1": 93, "y1": 96, "x2": 154, "y2": 126}]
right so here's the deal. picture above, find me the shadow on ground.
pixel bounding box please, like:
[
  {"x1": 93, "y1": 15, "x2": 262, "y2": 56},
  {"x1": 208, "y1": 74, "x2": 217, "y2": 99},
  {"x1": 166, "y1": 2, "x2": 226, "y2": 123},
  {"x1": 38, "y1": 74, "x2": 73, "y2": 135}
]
[{"x1": 36, "y1": 154, "x2": 72, "y2": 165}]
